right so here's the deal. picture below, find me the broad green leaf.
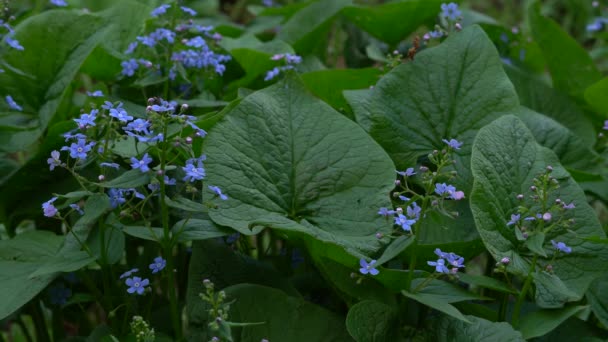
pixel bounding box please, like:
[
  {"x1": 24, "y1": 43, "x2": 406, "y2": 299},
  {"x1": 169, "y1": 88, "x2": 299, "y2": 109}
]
[
  {"x1": 165, "y1": 197, "x2": 208, "y2": 213},
  {"x1": 586, "y1": 274, "x2": 608, "y2": 328},
  {"x1": 411, "y1": 278, "x2": 490, "y2": 303},
  {"x1": 122, "y1": 226, "x2": 163, "y2": 242},
  {"x1": 205, "y1": 74, "x2": 395, "y2": 254},
  {"x1": 458, "y1": 273, "x2": 516, "y2": 294},
  {"x1": 346, "y1": 25, "x2": 519, "y2": 248},
  {"x1": 29, "y1": 251, "x2": 96, "y2": 278},
  {"x1": 342, "y1": 0, "x2": 443, "y2": 46},
  {"x1": 533, "y1": 271, "x2": 579, "y2": 307},
  {"x1": 506, "y1": 66, "x2": 596, "y2": 146},
  {"x1": 62, "y1": 194, "x2": 112, "y2": 252},
  {"x1": 224, "y1": 284, "x2": 353, "y2": 341},
  {"x1": 375, "y1": 235, "x2": 413, "y2": 266},
  {"x1": 88, "y1": 221, "x2": 125, "y2": 265},
  {"x1": 277, "y1": 0, "x2": 351, "y2": 54},
  {"x1": 172, "y1": 219, "x2": 231, "y2": 242},
  {"x1": 402, "y1": 290, "x2": 470, "y2": 323},
  {"x1": 99, "y1": 169, "x2": 151, "y2": 188},
  {"x1": 519, "y1": 306, "x2": 589, "y2": 339},
  {"x1": 301, "y1": 68, "x2": 381, "y2": 117},
  {"x1": 0, "y1": 10, "x2": 108, "y2": 152},
  {"x1": 431, "y1": 315, "x2": 525, "y2": 342},
  {"x1": 515, "y1": 106, "x2": 601, "y2": 175},
  {"x1": 0, "y1": 230, "x2": 63, "y2": 320},
  {"x1": 584, "y1": 77, "x2": 608, "y2": 116},
  {"x1": 528, "y1": 2, "x2": 602, "y2": 99},
  {"x1": 470, "y1": 115, "x2": 608, "y2": 308},
  {"x1": 345, "y1": 300, "x2": 399, "y2": 341}
]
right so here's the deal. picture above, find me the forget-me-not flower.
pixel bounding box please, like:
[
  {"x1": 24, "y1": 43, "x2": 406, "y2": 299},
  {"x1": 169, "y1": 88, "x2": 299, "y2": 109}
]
[
  {"x1": 149, "y1": 256, "x2": 166, "y2": 274},
  {"x1": 125, "y1": 276, "x2": 149, "y2": 295},
  {"x1": 42, "y1": 197, "x2": 59, "y2": 217},
  {"x1": 209, "y1": 185, "x2": 228, "y2": 200},
  {"x1": 131, "y1": 153, "x2": 153, "y2": 172},
  {"x1": 359, "y1": 259, "x2": 379, "y2": 276}
]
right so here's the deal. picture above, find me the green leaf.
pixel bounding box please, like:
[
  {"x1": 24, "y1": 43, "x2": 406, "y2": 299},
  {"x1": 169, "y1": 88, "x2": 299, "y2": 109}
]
[
  {"x1": 519, "y1": 306, "x2": 589, "y2": 339},
  {"x1": 457, "y1": 273, "x2": 516, "y2": 294},
  {"x1": 402, "y1": 289, "x2": 471, "y2": 323},
  {"x1": 29, "y1": 251, "x2": 96, "y2": 278},
  {"x1": 586, "y1": 273, "x2": 608, "y2": 328},
  {"x1": 165, "y1": 197, "x2": 208, "y2": 213},
  {"x1": 121, "y1": 226, "x2": 163, "y2": 242},
  {"x1": 375, "y1": 235, "x2": 413, "y2": 266},
  {"x1": 345, "y1": 300, "x2": 399, "y2": 341},
  {"x1": 171, "y1": 219, "x2": 231, "y2": 242},
  {"x1": 224, "y1": 284, "x2": 353, "y2": 341},
  {"x1": 533, "y1": 271, "x2": 579, "y2": 307},
  {"x1": 528, "y1": 2, "x2": 602, "y2": 99},
  {"x1": 470, "y1": 115, "x2": 608, "y2": 308},
  {"x1": 205, "y1": 74, "x2": 395, "y2": 254},
  {"x1": 0, "y1": 231, "x2": 63, "y2": 320},
  {"x1": 61, "y1": 194, "x2": 112, "y2": 253},
  {"x1": 301, "y1": 68, "x2": 381, "y2": 117},
  {"x1": 99, "y1": 169, "x2": 151, "y2": 188},
  {"x1": 506, "y1": 66, "x2": 596, "y2": 146},
  {"x1": 88, "y1": 221, "x2": 125, "y2": 265},
  {"x1": 431, "y1": 314, "x2": 525, "y2": 342},
  {"x1": 411, "y1": 278, "x2": 491, "y2": 303},
  {"x1": 277, "y1": 0, "x2": 351, "y2": 54},
  {"x1": 346, "y1": 25, "x2": 519, "y2": 248},
  {"x1": 584, "y1": 77, "x2": 608, "y2": 116},
  {"x1": 342, "y1": 0, "x2": 443, "y2": 46},
  {"x1": 525, "y1": 232, "x2": 547, "y2": 257}
]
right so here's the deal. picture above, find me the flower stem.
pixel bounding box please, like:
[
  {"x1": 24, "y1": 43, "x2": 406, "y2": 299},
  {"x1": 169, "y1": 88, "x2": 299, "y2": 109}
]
[{"x1": 512, "y1": 255, "x2": 538, "y2": 327}]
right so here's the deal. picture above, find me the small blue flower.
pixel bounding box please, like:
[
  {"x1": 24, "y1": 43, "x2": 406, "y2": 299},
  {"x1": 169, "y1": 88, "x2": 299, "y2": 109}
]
[
  {"x1": 500, "y1": 33, "x2": 509, "y2": 43},
  {"x1": 551, "y1": 240, "x2": 572, "y2": 254},
  {"x1": 164, "y1": 176, "x2": 177, "y2": 185},
  {"x1": 150, "y1": 28, "x2": 175, "y2": 44},
  {"x1": 562, "y1": 202, "x2": 575, "y2": 209},
  {"x1": 108, "y1": 188, "x2": 126, "y2": 208},
  {"x1": 359, "y1": 259, "x2": 379, "y2": 276},
  {"x1": 125, "y1": 41, "x2": 138, "y2": 54},
  {"x1": 5, "y1": 36, "x2": 24, "y2": 50},
  {"x1": 124, "y1": 119, "x2": 151, "y2": 135},
  {"x1": 181, "y1": 6, "x2": 197, "y2": 16},
  {"x1": 121, "y1": 58, "x2": 139, "y2": 77},
  {"x1": 48, "y1": 284, "x2": 71, "y2": 305},
  {"x1": 442, "y1": 138, "x2": 463, "y2": 150},
  {"x1": 587, "y1": 18, "x2": 608, "y2": 32},
  {"x1": 396, "y1": 168, "x2": 416, "y2": 177},
  {"x1": 50, "y1": 0, "x2": 68, "y2": 6},
  {"x1": 399, "y1": 195, "x2": 410, "y2": 202},
  {"x1": 394, "y1": 214, "x2": 417, "y2": 232},
  {"x1": 407, "y1": 202, "x2": 421, "y2": 219},
  {"x1": 127, "y1": 188, "x2": 146, "y2": 200},
  {"x1": 119, "y1": 268, "x2": 139, "y2": 279},
  {"x1": 136, "y1": 35, "x2": 156, "y2": 47},
  {"x1": 74, "y1": 109, "x2": 98, "y2": 128},
  {"x1": 42, "y1": 197, "x2": 58, "y2": 217},
  {"x1": 125, "y1": 276, "x2": 149, "y2": 295},
  {"x1": 63, "y1": 138, "x2": 95, "y2": 160},
  {"x1": 150, "y1": 4, "x2": 171, "y2": 17},
  {"x1": 441, "y1": 2, "x2": 461, "y2": 20},
  {"x1": 378, "y1": 207, "x2": 395, "y2": 217},
  {"x1": 69, "y1": 203, "x2": 84, "y2": 215},
  {"x1": 5, "y1": 95, "x2": 22, "y2": 111},
  {"x1": 429, "y1": 30, "x2": 444, "y2": 38},
  {"x1": 149, "y1": 256, "x2": 166, "y2": 274},
  {"x1": 86, "y1": 90, "x2": 104, "y2": 97},
  {"x1": 47, "y1": 150, "x2": 61, "y2": 171},
  {"x1": 108, "y1": 103, "x2": 133, "y2": 122},
  {"x1": 264, "y1": 67, "x2": 281, "y2": 81},
  {"x1": 131, "y1": 153, "x2": 153, "y2": 173},
  {"x1": 62, "y1": 131, "x2": 86, "y2": 142},
  {"x1": 428, "y1": 258, "x2": 449, "y2": 273},
  {"x1": 208, "y1": 185, "x2": 228, "y2": 200},
  {"x1": 100, "y1": 162, "x2": 120, "y2": 170},
  {"x1": 506, "y1": 214, "x2": 520, "y2": 226},
  {"x1": 435, "y1": 183, "x2": 456, "y2": 196},
  {"x1": 183, "y1": 160, "x2": 205, "y2": 182}
]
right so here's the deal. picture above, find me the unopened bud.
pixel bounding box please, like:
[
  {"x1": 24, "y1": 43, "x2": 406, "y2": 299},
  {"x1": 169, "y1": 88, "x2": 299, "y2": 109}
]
[
  {"x1": 393, "y1": 50, "x2": 399, "y2": 55},
  {"x1": 455, "y1": 22, "x2": 462, "y2": 31},
  {"x1": 395, "y1": 180, "x2": 401, "y2": 186},
  {"x1": 147, "y1": 98, "x2": 155, "y2": 105},
  {"x1": 522, "y1": 232, "x2": 528, "y2": 239},
  {"x1": 146, "y1": 106, "x2": 152, "y2": 112},
  {"x1": 98, "y1": 175, "x2": 105, "y2": 181},
  {"x1": 156, "y1": 170, "x2": 164, "y2": 176},
  {"x1": 186, "y1": 136, "x2": 193, "y2": 144},
  {"x1": 396, "y1": 207, "x2": 403, "y2": 214},
  {"x1": 530, "y1": 186, "x2": 536, "y2": 191},
  {"x1": 500, "y1": 257, "x2": 510, "y2": 265},
  {"x1": 420, "y1": 166, "x2": 429, "y2": 173},
  {"x1": 546, "y1": 165, "x2": 553, "y2": 172},
  {"x1": 555, "y1": 198, "x2": 561, "y2": 204},
  {"x1": 542, "y1": 212, "x2": 552, "y2": 221},
  {"x1": 181, "y1": 104, "x2": 189, "y2": 112},
  {"x1": 517, "y1": 194, "x2": 524, "y2": 200},
  {"x1": 375, "y1": 232, "x2": 383, "y2": 239},
  {"x1": 545, "y1": 264, "x2": 553, "y2": 272}
]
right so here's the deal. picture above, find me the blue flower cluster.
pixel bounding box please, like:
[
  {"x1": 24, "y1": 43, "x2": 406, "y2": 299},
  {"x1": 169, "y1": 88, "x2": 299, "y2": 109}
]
[
  {"x1": 2, "y1": 19, "x2": 24, "y2": 112},
  {"x1": 264, "y1": 53, "x2": 303, "y2": 81},
  {"x1": 423, "y1": 2, "x2": 463, "y2": 42},
  {"x1": 119, "y1": 256, "x2": 167, "y2": 295},
  {"x1": 427, "y1": 248, "x2": 465, "y2": 274}
]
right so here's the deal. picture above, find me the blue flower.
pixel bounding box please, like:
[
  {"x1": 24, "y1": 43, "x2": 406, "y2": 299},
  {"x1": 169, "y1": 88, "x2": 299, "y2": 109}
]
[
  {"x1": 125, "y1": 41, "x2": 138, "y2": 54},
  {"x1": 86, "y1": 90, "x2": 104, "y2": 97},
  {"x1": 136, "y1": 35, "x2": 156, "y2": 47},
  {"x1": 125, "y1": 276, "x2": 149, "y2": 295},
  {"x1": 562, "y1": 202, "x2": 575, "y2": 209},
  {"x1": 42, "y1": 197, "x2": 58, "y2": 217},
  {"x1": 100, "y1": 162, "x2": 120, "y2": 170},
  {"x1": 396, "y1": 168, "x2": 416, "y2": 177},
  {"x1": 435, "y1": 183, "x2": 456, "y2": 196},
  {"x1": 150, "y1": 4, "x2": 171, "y2": 17},
  {"x1": 108, "y1": 188, "x2": 126, "y2": 208},
  {"x1": 394, "y1": 214, "x2": 417, "y2": 232},
  {"x1": 399, "y1": 195, "x2": 410, "y2": 202},
  {"x1": 48, "y1": 284, "x2": 71, "y2": 305},
  {"x1": 407, "y1": 202, "x2": 421, "y2": 219},
  {"x1": 119, "y1": 268, "x2": 139, "y2": 279},
  {"x1": 185, "y1": 36, "x2": 207, "y2": 48},
  {"x1": 5, "y1": 95, "x2": 22, "y2": 111},
  {"x1": 149, "y1": 256, "x2": 166, "y2": 274},
  {"x1": 50, "y1": 0, "x2": 68, "y2": 6},
  {"x1": 507, "y1": 214, "x2": 520, "y2": 226},
  {"x1": 587, "y1": 18, "x2": 608, "y2": 32},
  {"x1": 359, "y1": 259, "x2": 379, "y2": 276},
  {"x1": 6, "y1": 36, "x2": 24, "y2": 50},
  {"x1": 208, "y1": 185, "x2": 228, "y2": 200},
  {"x1": 62, "y1": 138, "x2": 95, "y2": 160},
  {"x1": 264, "y1": 67, "x2": 281, "y2": 81},
  {"x1": 181, "y1": 6, "x2": 197, "y2": 16},
  {"x1": 124, "y1": 119, "x2": 151, "y2": 135},
  {"x1": 442, "y1": 138, "x2": 463, "y2": 150},
  {"x1": 551, "y1": 240, "x2": 572, "y2": 254},
  {"x1": 108, "y1": 103, "x2": 133, "y2": 122},
  {"x1": 429, "y1": 30, "x2": 444, "y2": 38},
  {"x1": 164, "y1": 175, "x2": 176, "y2": 185},
  {"x1": 69, "y1": 203, "x2": 84, "y2": 215},
  {"x1": 131, "y1": 153, "x2": 153, "y2": 173},
  {"x1": 74, "y1": 109, "x2": 98, "y2": 129},
  {"x1": 127, "y1": 188, "x2": 146, "y2": 200},
  {"x1": 121, "y1": 58, "x2": 139, "y2": 77},
  {"x1": 378, "y1": 207, "x2": 395, "y2": 217},
  {"x1": 183, "y1": 160, "x2": 205, "y2": 182},
  {"x1": 126, "y1": 132, "x2": 164, "y2": 143},
  {"x1": 441, "y1": 2, "x2": 461, "y2": 20},
  {"x1": 150, "y1": 28, "x2": 175, "y2": 44},
  {"x1": 47, "y1": 150, "x2": 61, "y2": 171},
  {"x1": 427, "y1": 258, "x2": 449, "y2": 273}
]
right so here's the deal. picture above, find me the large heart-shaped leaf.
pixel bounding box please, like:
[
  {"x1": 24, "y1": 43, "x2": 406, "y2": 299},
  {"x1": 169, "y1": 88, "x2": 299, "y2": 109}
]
[
  {"x1": 205, "y1": 74, "x2": 395, "y2": 254},
  {"x1": 430, "y1": 314, "x2": 525, "y2": 342},
  {"x1": 345, "y1": 300, "x2": 399, "y2": 341},
  {"x1": 470, "y1": 115, "x2": 608, "y2": 308}
]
